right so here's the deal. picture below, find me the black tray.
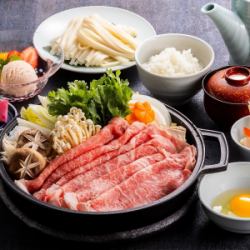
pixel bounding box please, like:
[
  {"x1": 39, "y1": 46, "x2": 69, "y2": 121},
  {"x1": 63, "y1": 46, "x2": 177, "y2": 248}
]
[{"x1": 0, "y1": 178, "x2": 197, "y2": 243}]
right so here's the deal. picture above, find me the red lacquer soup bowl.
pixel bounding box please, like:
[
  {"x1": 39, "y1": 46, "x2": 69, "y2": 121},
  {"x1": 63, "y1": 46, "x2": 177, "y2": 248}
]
[{"x1": 202, "y1": 66, "x2": 250, "y2": 129}]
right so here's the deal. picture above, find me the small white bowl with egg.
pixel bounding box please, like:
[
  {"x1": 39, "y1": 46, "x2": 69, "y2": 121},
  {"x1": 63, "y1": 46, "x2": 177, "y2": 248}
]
[
  {"x1": 199, "y1": 162, "x2": 250, "y2": 233},
  {"x1": 231, "y1": 115, "x2": 250, "y2": 160},
  {"x1": 135, "y1": 33, "x2": 214, "y2": 105}
]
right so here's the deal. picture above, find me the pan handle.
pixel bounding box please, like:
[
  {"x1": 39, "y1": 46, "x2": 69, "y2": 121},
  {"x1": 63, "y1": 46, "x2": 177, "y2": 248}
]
[{"x1": 199, "y1": 129, "x2": 229, "y2": 175}]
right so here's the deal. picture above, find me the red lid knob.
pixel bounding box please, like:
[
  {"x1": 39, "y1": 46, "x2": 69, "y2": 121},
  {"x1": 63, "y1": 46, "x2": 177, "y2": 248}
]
[{"x1": 225, "y1": 66, "x2": 250, "y2": 86}]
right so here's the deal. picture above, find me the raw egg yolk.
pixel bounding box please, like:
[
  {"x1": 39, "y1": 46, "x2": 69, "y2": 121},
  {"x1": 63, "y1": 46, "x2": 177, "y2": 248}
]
[{"x1": 230, "y1": 194, "x2": 250, "y2": 217}]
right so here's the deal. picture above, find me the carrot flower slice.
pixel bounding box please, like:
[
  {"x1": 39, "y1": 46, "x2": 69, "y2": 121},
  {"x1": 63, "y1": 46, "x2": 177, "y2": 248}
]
[
  {"x1": 244, "y1": 127, "x2": 250, "y2": 137},
  {"x1": 126, "y1": 101, "x2": 155, "y2": 124}
]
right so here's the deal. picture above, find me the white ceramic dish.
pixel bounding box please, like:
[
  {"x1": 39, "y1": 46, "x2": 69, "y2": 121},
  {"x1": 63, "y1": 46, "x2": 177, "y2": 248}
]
[
  {"x1": 135, "y1": 33, "x2": 214, "y2": 105},
  {"x1": 33, "y1": 6, "x2": 156, "y2": 74},
  {"x1": 131, "y1": 93, "x2": 172, "y2": 126},
  {"x1": 231, "y1": 115, "x2": 250, "y2": 159},
  {"x1": 199, "y1": 162, "x2": 250, "y2": 234}
]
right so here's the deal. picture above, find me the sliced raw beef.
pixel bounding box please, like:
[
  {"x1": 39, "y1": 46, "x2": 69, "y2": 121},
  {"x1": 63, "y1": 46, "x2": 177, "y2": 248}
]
[
  {"x1": 36, "y1": 126, "x2": 180, "y2": 203},
  {"x1": 152, "y1": 127, "x2": 187, "y2": 152},
  {"x1": 34, "y1": 123, "x2": 151, "y2": 200},
  {"x1": 178, "y1": 145, "x2": 197, "y2": 170},
  {"x1": 41, "y1": 122, "x2": 146, "y2": 190},
  {"x1": 33, "y1": 189, "x2": 45, "y2": 200},
  {"x1": 64, "y1": 153, "x2": 164, "y2": 209},
  {"x1": 78, "y1": 157, "x2": 192, "y2": 212},
  {"x1": 36, "y1": 142, "x2": 156, "y2": 203},
  {"x1": 17, "y1": 117, "x2": 128, "y2": 193},
  {"x1": 64, "y1": 145, "x2": 196, "y2": 210},
  {"x1": 56, "y1": 124, "x2": 177, "y2": 187},
  {"x1": 58, "y1": 144, "x2": 157, "y2": 191},
  {"x1": 40, "y1": 143, "x2": 158, "y2": 206},
  {"x1": 72, "y1": 146, "x2": 196, "y2": 207},
  {"x1": 40, "y1": 132, "x2": 178, "y2": 204}
]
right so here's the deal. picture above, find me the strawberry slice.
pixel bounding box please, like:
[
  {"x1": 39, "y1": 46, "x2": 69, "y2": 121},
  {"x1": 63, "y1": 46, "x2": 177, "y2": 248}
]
[
  {"x1": 20, "y1": 47, "x2": 38, "y2": 68},
  {"x1": 0, "y1": 99, "x2": 8, "y2": 123},
  {"x1": 7, "y1": 50, "x2": 21, "y2": 59}
]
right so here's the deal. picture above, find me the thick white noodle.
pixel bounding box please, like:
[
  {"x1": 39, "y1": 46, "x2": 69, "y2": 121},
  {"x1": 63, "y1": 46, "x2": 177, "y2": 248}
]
[
  {"x1": 50, "y1": 14, "x2": 137, "y2": 67},
  {"x1": 82, "y1": 16, "x2": 135, "y2": 55}
]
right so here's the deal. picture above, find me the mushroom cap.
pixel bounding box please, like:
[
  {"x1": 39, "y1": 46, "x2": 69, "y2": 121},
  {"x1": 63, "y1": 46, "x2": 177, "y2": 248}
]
[
  {"x1": 8, "y1": 148, "x2": 46, "y2": 180},
  {"x1": 16, "y1": 129, "x2": 52, "y2": 157}
]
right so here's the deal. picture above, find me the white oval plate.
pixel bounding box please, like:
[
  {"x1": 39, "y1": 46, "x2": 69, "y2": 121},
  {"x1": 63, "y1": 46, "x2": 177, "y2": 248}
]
[{"x1": 33, "y1": 6, "x2": 156, "y2": 74}]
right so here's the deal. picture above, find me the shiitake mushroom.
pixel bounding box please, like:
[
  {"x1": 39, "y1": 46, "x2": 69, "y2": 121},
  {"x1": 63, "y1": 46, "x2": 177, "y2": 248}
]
[
  {"x1": 16, "y1": 129, "x2": 52, "y2": 157},
  {"x1": 8, "y1": 148, "x2": 46, "y2": 180}
]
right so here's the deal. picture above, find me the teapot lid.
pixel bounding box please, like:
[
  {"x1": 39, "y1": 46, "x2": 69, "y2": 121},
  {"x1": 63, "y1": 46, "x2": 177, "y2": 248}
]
[{"x1": 207, "y1": 66, "x2": 250, "y2": 104}]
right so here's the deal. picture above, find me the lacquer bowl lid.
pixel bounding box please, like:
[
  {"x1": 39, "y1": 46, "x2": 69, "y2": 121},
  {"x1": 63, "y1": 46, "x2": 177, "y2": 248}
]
[{"x1": 207, "y1": 66, "x2": 250, "y2": 104}]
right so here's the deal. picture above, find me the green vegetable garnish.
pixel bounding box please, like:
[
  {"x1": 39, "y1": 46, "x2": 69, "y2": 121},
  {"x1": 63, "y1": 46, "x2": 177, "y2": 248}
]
[
  {"x1": 47, "y1": 70, "x2": 133, "y2": 125},
  {"x1": 0, "y1": 59, "x2": 8, "y2": 71},
  {"x1": 0, "y1": 55, "x2": 21, "y2": 71},
  {"x1": 8, "y1": 55, "x2": 21, "y2": 61}
]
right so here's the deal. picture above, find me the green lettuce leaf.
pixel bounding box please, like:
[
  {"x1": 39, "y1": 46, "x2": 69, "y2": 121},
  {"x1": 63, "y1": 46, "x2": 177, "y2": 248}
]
[{"x1": 47, "y1": 70, "x2": 132, "y2": 125}]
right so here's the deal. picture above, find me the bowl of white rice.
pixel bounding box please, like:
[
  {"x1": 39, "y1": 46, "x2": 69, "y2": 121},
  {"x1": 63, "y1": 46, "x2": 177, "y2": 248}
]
[{"x1": 135, "y1": 33, "x2": 214, "y2": 105}]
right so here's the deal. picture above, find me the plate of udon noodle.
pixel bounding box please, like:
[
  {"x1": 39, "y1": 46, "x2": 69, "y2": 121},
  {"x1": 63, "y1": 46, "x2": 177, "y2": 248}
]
[{"x1": 33, "y1": 6, "x2": 156, "y2": 73}]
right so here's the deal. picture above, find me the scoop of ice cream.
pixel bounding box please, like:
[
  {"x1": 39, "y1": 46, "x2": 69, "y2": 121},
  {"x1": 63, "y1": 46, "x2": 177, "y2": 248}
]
[{"x1": 0, "y1": 60, "x2": 38, "y2": 97}]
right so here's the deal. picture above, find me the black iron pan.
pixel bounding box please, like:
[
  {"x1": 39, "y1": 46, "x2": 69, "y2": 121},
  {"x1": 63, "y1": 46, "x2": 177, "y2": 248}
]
[{"x1": 0, "y1": 104, "x2": 229, "y2": 233}]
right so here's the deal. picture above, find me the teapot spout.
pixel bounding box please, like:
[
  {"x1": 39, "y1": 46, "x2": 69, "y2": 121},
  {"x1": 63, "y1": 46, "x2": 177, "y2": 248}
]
[{"x1": 201, "y1": 3, "x2": 249, "y2": 65}]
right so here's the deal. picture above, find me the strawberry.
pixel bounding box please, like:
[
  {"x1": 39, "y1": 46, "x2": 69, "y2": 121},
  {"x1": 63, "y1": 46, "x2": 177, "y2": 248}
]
[
  {"x1": 7, "y1": 50, "x2": 21, "y2": 59},
  {"x1": 20, "y1": 47, "x2": 38, "y2": 68}
]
